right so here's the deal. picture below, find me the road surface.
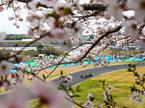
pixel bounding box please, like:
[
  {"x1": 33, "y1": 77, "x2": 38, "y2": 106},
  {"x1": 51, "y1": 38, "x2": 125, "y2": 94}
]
[
  {"x1": 0, "y1": 63, "x2": 145, "y2": 101},
  {"x1": 52, "y1": 63, "x2": 145, "y2": 87}
]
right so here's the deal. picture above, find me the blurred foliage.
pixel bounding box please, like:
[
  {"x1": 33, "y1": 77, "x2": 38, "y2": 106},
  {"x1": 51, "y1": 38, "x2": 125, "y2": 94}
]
[{"x1": 5, "y1": 34, "x2": 31, "y2": 40}]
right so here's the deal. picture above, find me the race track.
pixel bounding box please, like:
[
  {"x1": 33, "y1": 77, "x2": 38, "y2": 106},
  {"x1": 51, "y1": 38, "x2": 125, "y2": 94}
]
[
  {"x1": 0, "y1": 63, "x2": 145, "y2": 101},
  {"x1": 52, "y1": 63, "x2": 145, "y2": 87}
]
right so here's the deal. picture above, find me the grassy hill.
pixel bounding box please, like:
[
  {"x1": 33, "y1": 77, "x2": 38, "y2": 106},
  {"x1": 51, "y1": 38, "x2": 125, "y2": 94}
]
[{"x1": 72, "y1": 67, "x2": 145, "y2": 108}]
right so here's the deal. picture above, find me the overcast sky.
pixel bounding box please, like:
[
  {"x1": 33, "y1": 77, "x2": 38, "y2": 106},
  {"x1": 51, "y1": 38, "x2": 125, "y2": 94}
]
[
  {"x1": 0, "y1": 8, "x2": 29, "y2": 34},
  {"x1": 0, "y1": 0, "x2": 90, "y2": 34}
]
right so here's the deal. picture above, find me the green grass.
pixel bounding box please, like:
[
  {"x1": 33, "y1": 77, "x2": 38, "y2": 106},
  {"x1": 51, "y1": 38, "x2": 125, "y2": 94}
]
[
  {"x1": 29, "y1": 67, "x2": 145, "y2": 108},
  {"x1": 72, "y1": 67, "x2": 145, "y2": 108}
]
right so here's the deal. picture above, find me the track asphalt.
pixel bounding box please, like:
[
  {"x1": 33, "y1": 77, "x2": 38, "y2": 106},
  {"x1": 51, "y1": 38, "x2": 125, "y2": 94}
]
[{"x1": 1, "y1": 63, "x2": 145, "y2": 100}]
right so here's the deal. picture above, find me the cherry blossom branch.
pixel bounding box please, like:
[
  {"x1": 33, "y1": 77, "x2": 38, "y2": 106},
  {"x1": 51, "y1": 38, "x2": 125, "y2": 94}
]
[
  {"x1": 84, "y1": 36, "x2": 132, "y2": 67},
  {"x1": 139, "y1": 23, "x2": 145, "y2": 34},
  {"x1": 66, "y1": 96, "x2": 85, "y2": 108},
  {"x1": 16, "y1": 42, "x2": 92, "y2": 82},
  {"x1": 42, "y1": 25, "x2": 122, "y2": 79},
  {"x1": 16, "y1": 0, "x2": 107, "y2": 11},
  {"x1": 77, "y1": 26, "x2": 122, "y2": 61},
  {"x1": 38, "y1": 42, "x2": 93, "y2": 80},
  {"x1": 23, "y1": 30, "x2": 133, "y2": 81}
]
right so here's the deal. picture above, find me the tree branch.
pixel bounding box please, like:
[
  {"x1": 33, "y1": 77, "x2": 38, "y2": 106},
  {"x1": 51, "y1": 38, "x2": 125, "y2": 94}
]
[
  {"x1": 17, "y1": 0, "x2": 107, "y2": 11},
  {"x1": 42, "y1": 25, "x2": 122, "y2": 79}
]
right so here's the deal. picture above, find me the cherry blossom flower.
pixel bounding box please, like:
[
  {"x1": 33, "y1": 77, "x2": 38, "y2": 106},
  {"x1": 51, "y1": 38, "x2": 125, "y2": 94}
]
[
  {"x1": 142, "y1": 91, "x2": 145, "y2": 97},
  {"x1": 135, "y1": 40, "x2": 145, "y2": 48},
  {"x1": 1, "y1": 0, "x2": 145, "y2": 107},
  {"x1": 15, "y1": 75, "x2": 24, "y2": 84},
  {"x1": 0, "y1": 32, "x2": 7, "y2": 41},
  {"x1": 87, "y1": 93, "x2": 94, "y2": 101},
  {"x1": 130, "y1": 91, "x2": 143, "y2": 104},
  {"x1": 38, "y1": 0, "x2": 56, "y2": 7},
  {"x1": 124, "y1": 20, "x2": 138, "y2": 37},
  {"x1": 142, "y1": 27, "x2": 145, "y2": 35},
  {"x1": 28, "y1": 0, "x2": 56, "y2": 11},
  {"x1": 50, "y1": 28, "x2": 66, "y2": 39},
  {"x1": 2, "y1": 0, "x2": 12, "y2": 5},
  {"x1": 0, "y1": 86, "x2": 29, "y2": 108},
  {"x1": 0, "y1": 61, "x2": 14, "y2": 75},
  {"x1": 84, "y1": 100, "x2": 94, "y2": 108},
  {"x1": 122, "y1": 10, "x2": 135, "y2": 19},
  {"x1": 64, "y1": 74, "x2": 73, "y2": 83},
  {"x1": 0, "y1": 6, "x2": 4, "y2": 12},
  {"x1": 31, "y1": 79, "x2": 72, "y2": 108},
  {"x1": 28, "y1": 0, "x2": 38, "y2": 11}
]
